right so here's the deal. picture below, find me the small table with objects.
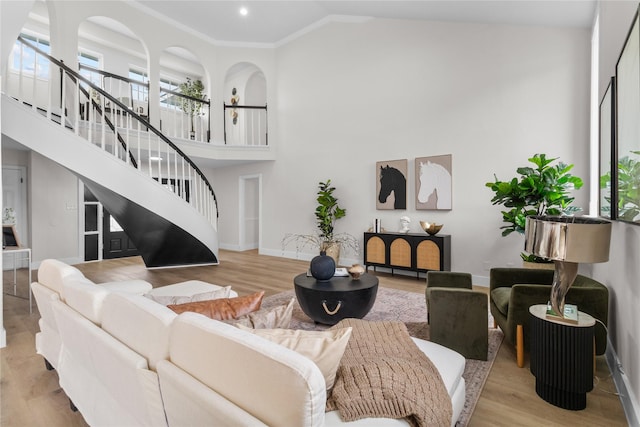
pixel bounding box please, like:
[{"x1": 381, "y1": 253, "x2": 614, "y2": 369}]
[
  {"x1": 529, "y1": 304, "x2": 595, "y2": 410},
  {"x1": 3, "y1": 246, "x2": 32, "y2": 314},
  {"x1": 293, "y1": 273, "x2": 379, "y2": 325}
]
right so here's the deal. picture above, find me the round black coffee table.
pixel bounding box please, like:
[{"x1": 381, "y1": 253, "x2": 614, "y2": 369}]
[{"x1": 293, "y1": 273, "x2": 378, "y2": 325}]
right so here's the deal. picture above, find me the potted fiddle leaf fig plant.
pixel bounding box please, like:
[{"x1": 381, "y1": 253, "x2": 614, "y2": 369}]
[
  {"x1": 282, "y1": 179, "x2": 359, "y2": 265},
  {"x1": 485, "y1": 153, "x2": 584, "y2": 263}
]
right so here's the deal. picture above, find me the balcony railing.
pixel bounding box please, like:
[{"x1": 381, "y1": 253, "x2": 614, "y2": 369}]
[
  {"x1": 160, "y1": 87, "x2": 210, "y2": 143},
  {"x1": 223, "y1": 103, "x2": 268, "y2": 146}
]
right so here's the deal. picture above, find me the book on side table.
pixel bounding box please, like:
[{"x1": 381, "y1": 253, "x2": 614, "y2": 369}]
[
  {"x1": 545, "y1": 302, "x2": 579, "y2": 324},
  {"x1": 306, "y1": 268, "x2": 349, "y2": 278}
]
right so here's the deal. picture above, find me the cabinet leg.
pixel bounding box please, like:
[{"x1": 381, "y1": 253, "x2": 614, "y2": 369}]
[{"x1": 516, "y1": 324, "x2": 524, "y2": 368}]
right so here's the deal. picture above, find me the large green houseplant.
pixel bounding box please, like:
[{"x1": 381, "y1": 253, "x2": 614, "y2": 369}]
[
  {"x1": 178, "y1": 77, "x2": 205, "y2": 139},
  {"x1": 485, "y1": 153, "x2": 584, "y2": 262},
  {"x1": 282, "y1": 179, "x2": 358, "y2": 264}
]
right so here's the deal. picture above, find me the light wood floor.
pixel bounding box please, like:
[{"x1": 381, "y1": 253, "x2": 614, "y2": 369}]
[{"x1": 1, "y1": 250, "x2": 628, "y2": 426}]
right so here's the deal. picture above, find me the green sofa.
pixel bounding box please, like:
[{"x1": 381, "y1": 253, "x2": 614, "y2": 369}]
[{"x1": 490, "y1": 268, "x2": 608, "y2": 367}]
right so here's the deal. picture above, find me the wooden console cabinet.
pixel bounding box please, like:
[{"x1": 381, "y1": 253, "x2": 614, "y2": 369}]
[{"x1": 363, "y1": 232, "x2": 451, "y2": 278}]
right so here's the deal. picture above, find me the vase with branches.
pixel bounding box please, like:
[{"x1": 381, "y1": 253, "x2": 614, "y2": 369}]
[
  {"x1": 178, "y1": 78, "x2": 205, "y2": 139},
  {"x1": 282, "y1": 179, "x2": 359, "y2": 264}
]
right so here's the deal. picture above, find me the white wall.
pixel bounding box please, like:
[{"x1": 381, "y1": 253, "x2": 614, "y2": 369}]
[
  {"x1": 29, "y1": 152, "x2": 80, "y2": 263},
  {"x1": 212, "y1": 18, "x2": 591, "y2": 277},
  {"x1": 0, "y1": 0, "x2": 35, "y2": 75},
  {"x1": 594, "y1": 1, "x2": 640, "y2": 421}
]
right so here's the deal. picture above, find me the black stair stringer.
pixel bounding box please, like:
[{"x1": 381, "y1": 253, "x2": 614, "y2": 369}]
[{"x1": 80, "y1": 177, "x2": 218, "y2": 268}]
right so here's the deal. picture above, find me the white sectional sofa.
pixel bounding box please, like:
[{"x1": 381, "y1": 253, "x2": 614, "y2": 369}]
[
  {"x1": 31, "y1": 259, "x2": 153, "y2": 371},
  {"x1": 31, "y1": 259, "x2": 466, "y2": 427}
]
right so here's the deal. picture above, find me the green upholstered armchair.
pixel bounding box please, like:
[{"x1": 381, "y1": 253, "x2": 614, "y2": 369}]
[
  {"x1": 489, "y1": 268, "x2": 609, "y2": 367},
  {"x1": 426, "y1": 271, "x2": 488, "y2": 360}
]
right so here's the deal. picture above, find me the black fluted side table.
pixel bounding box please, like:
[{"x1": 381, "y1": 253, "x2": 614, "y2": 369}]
[{"x1": 529, "y1": 304, "x2": 595, "y2": 410}]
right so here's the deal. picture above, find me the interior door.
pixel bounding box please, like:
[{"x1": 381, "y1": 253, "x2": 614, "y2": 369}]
[{"x1": 102, "y1": 211, "x2": 139, "y2": 259}]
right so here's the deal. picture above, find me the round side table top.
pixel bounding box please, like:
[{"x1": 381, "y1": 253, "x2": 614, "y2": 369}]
[
  {"x1": 293, "y1": 272, "x2": 378, "y2": 291},
  {"x1": 529, "y1": 304, "x2": 595, "y2": 327}
]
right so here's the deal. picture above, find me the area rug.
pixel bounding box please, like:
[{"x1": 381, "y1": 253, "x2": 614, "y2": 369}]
[{"x1": 262, "y1": 286, "x2": 504, "y2": 427}]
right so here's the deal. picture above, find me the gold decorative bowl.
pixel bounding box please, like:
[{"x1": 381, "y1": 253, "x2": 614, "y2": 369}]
[
  {"x1": 420, "y1": 221, "x2": 443, "y2": 235},
  {"x1": 348, "y1": 264, "x2": 365, "y2": 280}
]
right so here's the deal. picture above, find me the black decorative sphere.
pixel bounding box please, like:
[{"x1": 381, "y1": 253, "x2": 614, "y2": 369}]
[{"x1": 309, "y1": 251, "x2": 335, "y2": 281}]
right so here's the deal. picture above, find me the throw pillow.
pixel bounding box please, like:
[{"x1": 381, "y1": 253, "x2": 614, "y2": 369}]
[
  {"x1": 167, "y1": 291, "x2": 265, "y2": 320},
  {"x1": 144, "y1": 286, "x2": 232, "y2": 305},
  {"x1": 237, "y1": 325, "x2": 352, "y2": 390},
  {"x1": 224, "y1": 298, "x2": 295, "y2": 329}
]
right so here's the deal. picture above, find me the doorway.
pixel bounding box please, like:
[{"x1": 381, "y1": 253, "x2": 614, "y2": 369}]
[
  {"x1": 102, "y1": 210, "x2": 139, "y2": 259},
  {"x1": 239, "y1": 175, "x2": 261, "y2": 251},
  {"x1": 83, "y1": 185, "x2": 139, "y2": 261}
]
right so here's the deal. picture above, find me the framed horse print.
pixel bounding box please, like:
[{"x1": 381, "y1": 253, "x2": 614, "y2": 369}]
[
  {"x1": 415, "y1": 154, "x2": 452, "y2": 210},
  {"x1": 376, "y1": 159, "x2": 407, "y2": 210}
]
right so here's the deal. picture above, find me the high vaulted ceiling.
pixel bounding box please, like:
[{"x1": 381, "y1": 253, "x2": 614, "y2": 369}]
[{"x1": 133, "y1": 0, "x2": 597, "y2": 46}]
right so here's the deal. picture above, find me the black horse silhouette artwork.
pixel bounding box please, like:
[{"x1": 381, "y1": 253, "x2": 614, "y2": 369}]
[{"x1": 378, "y1": 165, "x2": 407, "y2": 209}]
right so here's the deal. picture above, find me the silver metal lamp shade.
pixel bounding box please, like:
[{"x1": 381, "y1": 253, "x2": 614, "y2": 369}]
[{"x1": 524, "y1": 216, "x2": 612, "y2": 318}]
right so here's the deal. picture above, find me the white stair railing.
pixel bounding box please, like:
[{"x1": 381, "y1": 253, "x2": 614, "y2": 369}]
[{"x1": 6, "y1": 36, "x2": 218, "y2": 228}]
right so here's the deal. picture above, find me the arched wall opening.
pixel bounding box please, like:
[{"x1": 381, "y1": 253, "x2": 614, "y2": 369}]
[
  {"x1": 159, "y1": 46, "x2": 209, "y2": 142},
  {"x1": 224, "y1": 62, "x2": 267, "y2": 146}
]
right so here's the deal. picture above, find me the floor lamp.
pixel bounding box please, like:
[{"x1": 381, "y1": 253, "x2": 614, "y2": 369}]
[{"x1": 524, "y1": 215, "x2": 612, "y2": 319}]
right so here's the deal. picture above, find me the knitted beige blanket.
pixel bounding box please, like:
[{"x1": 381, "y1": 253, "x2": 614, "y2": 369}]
[{"x1": 326, "y1": 319, "x2": 452, "y2": 427}]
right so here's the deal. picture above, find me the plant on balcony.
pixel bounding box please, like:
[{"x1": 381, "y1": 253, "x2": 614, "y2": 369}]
[
  {"x1": 178, "y1": 78, "x2": 205, "y2": 139},
  {"x1": 485, "y1": 153, "x2": 583, "y2": 262}
]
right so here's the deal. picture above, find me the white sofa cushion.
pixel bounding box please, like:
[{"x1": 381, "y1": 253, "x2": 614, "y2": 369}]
[
  {"x1": 238, "y1": 325, "x2": 352, "y2": 390},
  {"x1": 99, "y1": 279, "x2": 153, "y2": 295},
  {"x1": 36, "y1": 259, "x2": 85, "y2": 298},
  {"x1": 101, "y1": 292, "x2": 176, "y2": 370},
  {"x1": 62, "y1": 276, "x2": 110, "y2": 325},
  {"x1": 145, "y1": 286, "x2": 232, "y2": 305},
  {"x1": 147, "y1": 280, "x2": 238, "y2": 298},
  {"x1": 411, "y1": 338, "x2": 465, "y2": 398},
  {"x1": 168, "y1": 312, "x2": 326, "y2": 427}
]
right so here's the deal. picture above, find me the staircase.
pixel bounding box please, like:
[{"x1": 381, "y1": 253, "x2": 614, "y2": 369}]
[{"x1": 1, "y1": 37, "x2": 219, "y2": 268}]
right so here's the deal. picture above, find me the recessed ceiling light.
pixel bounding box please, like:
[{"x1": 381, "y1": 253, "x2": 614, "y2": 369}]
[
  {"x1": 149, "y1": 156, "x2": 163, "y2": 162},
  {"x1": 239, "y1": 7, "x2": 248, "y2": 16}
]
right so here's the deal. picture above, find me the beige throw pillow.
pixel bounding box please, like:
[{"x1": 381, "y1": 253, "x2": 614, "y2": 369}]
[
  {"x1": 225, "y1": 298, "x2": 295, "y2": 329},
  {"x1": 144, "y1": 286, "x2": 232, "y2": 305},
  {"x1": 238, "y1": 325, "x2": 352, "y2": 390}
]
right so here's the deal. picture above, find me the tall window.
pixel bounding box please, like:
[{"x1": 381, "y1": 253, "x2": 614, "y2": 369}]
[
  {"x1": 11, "y1": 33, "x2": 50, "y2": 79},
  {"x1": 129, "y1": 68, "x2": 149, "y2": 105},
  {"x1": 78, "y1": 51, "x2": 102, "y2": 87},
  {"x1": 159, "y1": 77, "x2": 181, "y2": 110}
]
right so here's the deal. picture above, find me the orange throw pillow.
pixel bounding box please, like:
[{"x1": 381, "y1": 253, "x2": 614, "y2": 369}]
[{"x1": 167, "y1": 291, "x2": 265, "y2": 320}]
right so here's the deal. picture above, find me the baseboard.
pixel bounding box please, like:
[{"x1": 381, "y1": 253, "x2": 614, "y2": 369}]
[
  {"x1": 606, "y1": 340, "x2": 640, "y2": 426},
  {"x1": 472, "y1": 274, "x2": 490, "y2": 287},
  {"x1": 218, "y1": 243, "x2": 242, "y2": 251},
  {"x1": 262, "y1": 248, "x2": 360, "y2": 268}
]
